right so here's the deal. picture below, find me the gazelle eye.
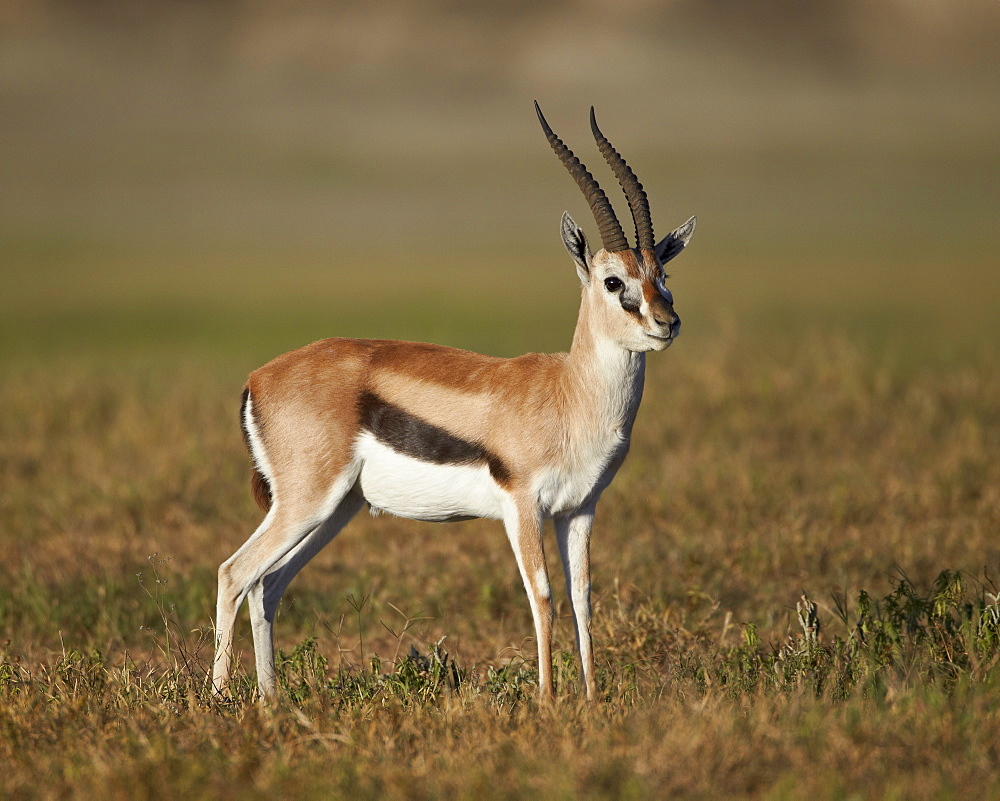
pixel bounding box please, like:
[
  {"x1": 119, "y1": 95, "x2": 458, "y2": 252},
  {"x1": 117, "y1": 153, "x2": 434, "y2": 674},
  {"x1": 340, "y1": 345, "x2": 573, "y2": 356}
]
[{"x1": 604, "y1": 277, "x2": 623, "y2": 292}]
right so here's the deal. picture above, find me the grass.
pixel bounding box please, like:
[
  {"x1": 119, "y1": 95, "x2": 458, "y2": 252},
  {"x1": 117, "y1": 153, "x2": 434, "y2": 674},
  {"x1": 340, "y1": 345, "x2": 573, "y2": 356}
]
[
  {"x1": 1, "y1": 568, "x2": 998, "y2": 799},
  {"x1": 1, "y1": 274, "x2": 998, "y2": 796}
]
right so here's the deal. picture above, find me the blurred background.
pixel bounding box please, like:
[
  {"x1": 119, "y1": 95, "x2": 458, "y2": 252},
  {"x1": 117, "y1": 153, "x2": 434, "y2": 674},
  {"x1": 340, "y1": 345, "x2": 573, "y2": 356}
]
[{"x1": 3, "y1": 0, "x2": 998, "y2": 367}]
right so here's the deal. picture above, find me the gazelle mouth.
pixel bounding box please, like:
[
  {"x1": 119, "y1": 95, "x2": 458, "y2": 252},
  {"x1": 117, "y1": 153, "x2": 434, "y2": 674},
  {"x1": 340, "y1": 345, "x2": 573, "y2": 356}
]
[{"x1": 645, "y1": 333, "x2": 674, "y2": 349}]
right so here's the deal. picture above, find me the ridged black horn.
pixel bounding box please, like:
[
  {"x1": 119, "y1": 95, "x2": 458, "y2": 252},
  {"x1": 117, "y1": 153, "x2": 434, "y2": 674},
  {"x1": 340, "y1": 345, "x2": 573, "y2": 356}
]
[
  {"x1": 590, "y1": 107, "x2": 654, "y2": 251},
  {"x1": 535, "y1": 101, "x2": 629, "y2": 253}
]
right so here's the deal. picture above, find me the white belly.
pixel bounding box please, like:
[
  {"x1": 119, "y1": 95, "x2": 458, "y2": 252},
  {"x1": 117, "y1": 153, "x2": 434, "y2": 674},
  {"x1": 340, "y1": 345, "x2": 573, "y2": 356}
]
[{"x1": 355, "y1": 433, "x2": 505, "y2": 522}]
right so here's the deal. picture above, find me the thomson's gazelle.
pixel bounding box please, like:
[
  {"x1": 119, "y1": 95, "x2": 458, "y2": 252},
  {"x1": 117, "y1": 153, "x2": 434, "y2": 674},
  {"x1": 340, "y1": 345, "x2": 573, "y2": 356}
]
[{"x1": 212, "y1": 104, "x2": 696, "y2": 701}]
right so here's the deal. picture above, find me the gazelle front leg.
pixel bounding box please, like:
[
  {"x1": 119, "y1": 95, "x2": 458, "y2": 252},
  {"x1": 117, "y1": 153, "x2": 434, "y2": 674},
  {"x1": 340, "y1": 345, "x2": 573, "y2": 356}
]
[
  {"x1": 502, "y1": 497, "x2": 554, "y2": 701},
  {"x1": 554, "y1": 505, "x2": 597, "y2": 701}
]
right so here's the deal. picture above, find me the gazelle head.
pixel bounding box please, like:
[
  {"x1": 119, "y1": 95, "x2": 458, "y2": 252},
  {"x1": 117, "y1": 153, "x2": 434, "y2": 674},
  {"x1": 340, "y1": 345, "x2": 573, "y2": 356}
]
[{"x1": 537, "y1": 103, "x2": 696, "y2": 353}]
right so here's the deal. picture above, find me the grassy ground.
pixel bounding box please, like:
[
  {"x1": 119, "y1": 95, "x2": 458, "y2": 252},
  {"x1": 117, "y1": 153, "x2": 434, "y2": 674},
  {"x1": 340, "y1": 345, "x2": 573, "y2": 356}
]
[{"x1": 2, "y1": 245, "x2": 999, "y2": 798}]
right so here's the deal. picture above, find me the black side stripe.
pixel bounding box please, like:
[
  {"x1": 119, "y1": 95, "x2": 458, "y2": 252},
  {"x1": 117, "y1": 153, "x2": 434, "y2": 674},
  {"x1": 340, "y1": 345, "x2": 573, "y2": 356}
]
[{"x1": 358, "y1": 391, "x2": 511, "y2": 486}]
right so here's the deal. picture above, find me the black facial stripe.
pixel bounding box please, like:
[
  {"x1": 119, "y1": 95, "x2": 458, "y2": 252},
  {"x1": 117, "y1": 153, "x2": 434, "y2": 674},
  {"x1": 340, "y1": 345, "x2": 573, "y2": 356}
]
[
  {"x1": 358, "y1": 391, "x2": 511, "y2": 485},
  {"x1": 619, "y1": 286, "x2": 641, "y2": 314}
]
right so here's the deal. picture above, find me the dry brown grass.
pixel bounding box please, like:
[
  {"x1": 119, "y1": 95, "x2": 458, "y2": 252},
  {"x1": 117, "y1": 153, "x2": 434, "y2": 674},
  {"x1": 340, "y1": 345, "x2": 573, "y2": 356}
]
[{"x1": 2, "y1": 321, "x2": 998, "y2": 799}]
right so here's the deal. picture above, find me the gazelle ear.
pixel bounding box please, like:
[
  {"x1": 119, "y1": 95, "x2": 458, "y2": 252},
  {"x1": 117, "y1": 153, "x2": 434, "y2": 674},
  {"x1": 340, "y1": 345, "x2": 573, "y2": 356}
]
[
  {"x1": 654, "y1": 216, "x2": 696, "y2": 266},
  {"x1": 560, "y1": 211, "x2": 592, "y2": 285}
]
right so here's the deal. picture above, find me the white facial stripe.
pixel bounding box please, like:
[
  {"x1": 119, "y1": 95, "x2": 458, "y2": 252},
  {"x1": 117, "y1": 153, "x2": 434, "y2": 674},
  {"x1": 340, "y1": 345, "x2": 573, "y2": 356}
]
[{"x1": 613, "y1": 276, "x2": 642, "y2": 312}]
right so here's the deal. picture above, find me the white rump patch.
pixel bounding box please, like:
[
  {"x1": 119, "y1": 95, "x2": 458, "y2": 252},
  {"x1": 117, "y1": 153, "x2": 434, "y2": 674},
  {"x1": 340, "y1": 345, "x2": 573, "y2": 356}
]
[{"x1": 244, "y1": 394, "x2": 276, "y2": 486}]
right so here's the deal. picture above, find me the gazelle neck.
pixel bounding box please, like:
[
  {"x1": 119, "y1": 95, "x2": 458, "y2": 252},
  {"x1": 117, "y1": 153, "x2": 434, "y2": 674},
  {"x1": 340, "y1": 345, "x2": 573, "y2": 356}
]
[{"x1": 565, "y1": 294, "x2": 646, "y2": 429}]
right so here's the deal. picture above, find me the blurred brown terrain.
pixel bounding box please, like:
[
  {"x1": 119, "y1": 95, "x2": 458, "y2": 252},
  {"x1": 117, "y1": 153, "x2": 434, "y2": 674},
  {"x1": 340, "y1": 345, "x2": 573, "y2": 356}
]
[
  {"x1": 2, "y1": 0, "x2": 999, "y2": 362},
  {"x1": 1, "y1": 4, "x2": 1000, "y2": 799}
]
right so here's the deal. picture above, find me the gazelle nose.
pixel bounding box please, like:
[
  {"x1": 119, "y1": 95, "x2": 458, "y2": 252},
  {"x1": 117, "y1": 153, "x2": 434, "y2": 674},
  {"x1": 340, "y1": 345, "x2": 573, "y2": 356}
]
[{"x1": 654, "y1": 309, "x2": 679, "y2": 328}]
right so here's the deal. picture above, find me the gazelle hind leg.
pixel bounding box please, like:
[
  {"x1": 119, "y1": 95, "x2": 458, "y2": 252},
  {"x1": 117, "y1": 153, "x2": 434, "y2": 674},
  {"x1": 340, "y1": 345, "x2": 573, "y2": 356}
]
[
  {"x1": 213, "y1": 502, "x2": 278, "y2": 694},
  {"x1": 502, "y1": 497, "x2": 554, "y2": 700},
  {"x1": 246, "y1": 487, "x2": 364, "y2": 699},
  {"x1": 555, "y1": 506, "x2": 597, "y2": 701},
  {"x1": 212, "y1": 467, "x2": 358, "y2": 697}
]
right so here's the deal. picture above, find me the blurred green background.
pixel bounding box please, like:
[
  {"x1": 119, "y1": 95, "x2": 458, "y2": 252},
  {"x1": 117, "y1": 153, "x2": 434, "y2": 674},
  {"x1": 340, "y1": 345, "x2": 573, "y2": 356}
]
[{"x1": 3, "y1": 0, "x2": 998, "y2": 373}]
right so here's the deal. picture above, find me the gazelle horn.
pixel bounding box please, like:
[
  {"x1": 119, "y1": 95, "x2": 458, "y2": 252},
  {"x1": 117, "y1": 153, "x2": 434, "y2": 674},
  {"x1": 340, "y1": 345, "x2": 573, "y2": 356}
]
[
  {"x1": 535, "y1": 101, "x2": 629, "y2": 253},
  {"x1": 590, "y1": 107, "x2": 654, "y2": 252}
]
